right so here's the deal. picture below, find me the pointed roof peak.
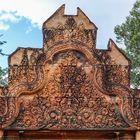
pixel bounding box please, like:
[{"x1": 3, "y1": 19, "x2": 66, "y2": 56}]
[
  {"x1": 43, "y1": 4, "x2": 97, "y2": 30},
  {"x1": 77, "y1": 7, "x2": 97, "y2": 29},
  {"x1": 107, "y1": 38, "x2": 131, "y2": 64}
]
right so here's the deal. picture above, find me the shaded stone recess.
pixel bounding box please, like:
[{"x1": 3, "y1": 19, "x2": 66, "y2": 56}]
[{"x1": 0, "y1": 5, "x2": 140, "y2": 134}]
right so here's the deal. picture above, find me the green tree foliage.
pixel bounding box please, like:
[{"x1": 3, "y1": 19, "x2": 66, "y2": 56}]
[
  {"x1": 0, "y1": 67, "x2": 8, "y2": 86},
  {"x1": 0, "y1": 34, "x2": 8, "y2": 86},
  {"x1": 114, "y1": 1, "x2": 140, "y2": 88}
]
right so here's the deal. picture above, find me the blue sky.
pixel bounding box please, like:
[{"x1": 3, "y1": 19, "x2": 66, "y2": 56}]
[{"x1": 0, "y1": 0, "x2": 136, "y2": 68}]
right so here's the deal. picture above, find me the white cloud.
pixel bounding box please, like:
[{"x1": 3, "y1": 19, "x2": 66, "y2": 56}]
[
  {"x1": 0, "y1": 22, "x2": 9, "y2": 31},
  {"x1": 25, "y1": 26, "x2": 32, "y2": 34},
  {"x1": 0, "y1": 0, "x2": 57, "y2": 28},
  {"x1": 0, "y1": 12, "x2": 20, "y2": 22},
  {"x1": 0, "y1": 0, "x2": 136, "y2": 29}
]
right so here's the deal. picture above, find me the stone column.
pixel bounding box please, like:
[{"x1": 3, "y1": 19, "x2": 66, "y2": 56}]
[
  {"x1": 136, "y1": 131, "x2": 140, "y2": 140},
  {"x1": 0, "y1": 131, "x2": 4, "y2": 140}
]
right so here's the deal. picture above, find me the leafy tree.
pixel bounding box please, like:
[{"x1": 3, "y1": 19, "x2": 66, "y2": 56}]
[
  {"x1": 0, "y1": 67, "x2": 8, "y2": 86},
  {"x1": 0, "y1": 34, "x2": 8, "y2": 86},
  {"x1": 114, "y1": 0, "x2": 140, "y2": 88}
]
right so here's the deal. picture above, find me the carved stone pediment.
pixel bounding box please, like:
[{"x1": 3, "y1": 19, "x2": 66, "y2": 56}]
[{"x1": 0, "y1": 5, "x2": 140, "y2": 131}]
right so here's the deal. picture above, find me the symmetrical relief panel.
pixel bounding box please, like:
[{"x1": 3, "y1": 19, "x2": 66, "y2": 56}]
[
  {"x1": 8, "y1": 50, "x2": 129, "y2": 130},
  {"x1": 0, "y1": 5, "x2": 140, "y2": 131}
]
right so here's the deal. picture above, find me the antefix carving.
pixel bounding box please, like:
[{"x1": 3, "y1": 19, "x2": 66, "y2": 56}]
[{"x1": 0, "y1": 5, "x2": 140, "y2": 131}]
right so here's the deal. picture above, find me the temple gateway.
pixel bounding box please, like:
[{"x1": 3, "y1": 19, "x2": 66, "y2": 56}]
[{"x1": 0, "y1": 5, "x2": 140, "y2": 140}]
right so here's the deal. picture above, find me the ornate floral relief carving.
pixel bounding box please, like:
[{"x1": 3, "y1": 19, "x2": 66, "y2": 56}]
[
  {"x1": 0, "y1": 43, "x2": 139, "y2": 130},
  {"x1": 92, "y1": 62, "x2": 140, "y2": 128},
  {"x1": 0, "y1": 87, "x2": 9, "y2": 96},
  {"x1": 9, "y1": 50, "x2": 129, "y2": 130},
  {"x1": 0, "y1": 47, "x2": 139, "y2": 130},
  {"x1": 44, "y1": 17, "x2": 95, "y2": 50},
  {"x1": 133, "y1": 92, "x2": 140, "y2": 123},
  {"x1": 8, "y1": 49, "x2": 45, "y2": 96},
  {"x1": 0, "y1": 97, "x2": 18, "y2": 128}
]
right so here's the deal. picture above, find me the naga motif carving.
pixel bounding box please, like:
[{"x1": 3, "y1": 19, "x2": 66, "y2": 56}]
[{"x1": 0, "y1": 5, "x2": 140, "y2": 131}]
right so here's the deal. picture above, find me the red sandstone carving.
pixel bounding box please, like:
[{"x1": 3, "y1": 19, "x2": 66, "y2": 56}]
[{"x1": 0, "y1": 5, "x2": 140, "y2": 131}]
